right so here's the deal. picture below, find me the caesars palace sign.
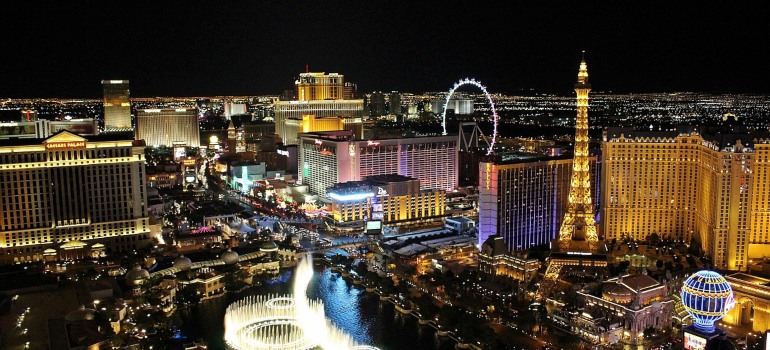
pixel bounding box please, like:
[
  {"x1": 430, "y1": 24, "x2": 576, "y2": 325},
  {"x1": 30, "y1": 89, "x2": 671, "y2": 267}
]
[{"x1": 45, "y1": 141, "x2": 87, "y2": 150}]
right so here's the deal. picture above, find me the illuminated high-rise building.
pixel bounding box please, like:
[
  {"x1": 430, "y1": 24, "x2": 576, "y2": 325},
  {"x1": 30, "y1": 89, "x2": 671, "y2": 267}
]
[
  {"x1": 369, "y1": 92, "x2": 386, "y2": 118},
  {"x1": 389, "y1": 91, "x2": 401, "y2": 116},
  {"x1": 601, "y1": 127, "x2": 770, "y2": 270},
  {"x1": 296, "y1": 72, "x2": 344, "y2": 101},
  {"x1": 343, "y1": 82, "x2": 357, "y2": 100},
  {"x1": 102, "y1": 80, "x2": 132, "y2": 129},
  {"x1": 276, "y1": 71, "x2": 364, "y2": 146},
  {"x1": 431, "y1": 98, "x2": 473, "y2": 115},
  {"x1": 298, "y1": 131, "x2": 457, "y2": 197},
  {"x1": 135, "y1": 108, "x2": 200, "y2": 147},
  {"x1": 280, "y1": 114, "x2": 364, "y2": 147},
  {"x1": 0, "y1": 131, "x2": 151, "y2": 264},
  {"x1": 478, "y1": 154, "x2": 599, "y2": 252}
]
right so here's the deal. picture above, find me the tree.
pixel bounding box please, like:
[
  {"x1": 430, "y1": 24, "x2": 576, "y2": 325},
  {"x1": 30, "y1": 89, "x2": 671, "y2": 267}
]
[
  {"x1": 364, "y1": 271, "x2": 380, "y2": 287},
  {"x1": 224, "y1": 269, "x2": 247, "y2": 291},
  {"x1": 480, "y1": 326, "x2": 498, "y2": 349},
  {"x1": 177, "y1": 284, "x2": 201, "y2": 305},
  {"x1": 380, "y1": 277, "x2": 395, "y2": 295},
  {"x1": 648, "y1": 232, "x2": 660, "y2": 246},
  {"x1": 643, "y1": 326, "x2": 656, "y2": 339},
  {"x1": 355, "y1": 261, "x2": 368, "y2": 277},
  {"x1": 415, "y1": 294, "x2": 438, "y2": 320},
  {"x1": 437, "y1": 305, "x2": 460, "y2": 329},
  {"x1": 688, "y1": 237, "x2": 703, "y2": 256}
]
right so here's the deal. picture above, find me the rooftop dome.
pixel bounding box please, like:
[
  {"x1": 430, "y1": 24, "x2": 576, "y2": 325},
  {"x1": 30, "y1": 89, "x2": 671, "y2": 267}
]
[
  {"x1": 602, "y1": 282, "x2": 635, "y2": 303},
  {"x1": 259, "y1": 240, "x2": 278, "y2": 252},
  {"x1": 65, "y1": 305, "x2": 96, "y2": 323},
  {"x1": 126, "y1": 264, "x2": 150, "y2": 285},
  {"x1": 221, "y1": 249, "x2": 240, "y2": 264},
  {"x1": 173, "y1": 255, "x2": 193, "y2": 270}
]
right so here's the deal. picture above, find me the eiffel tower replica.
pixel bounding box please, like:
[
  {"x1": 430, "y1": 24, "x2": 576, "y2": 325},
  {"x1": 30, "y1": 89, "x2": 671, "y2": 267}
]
[{"x1": 535, "y1": 54, "x2": 607, "y2": 301}]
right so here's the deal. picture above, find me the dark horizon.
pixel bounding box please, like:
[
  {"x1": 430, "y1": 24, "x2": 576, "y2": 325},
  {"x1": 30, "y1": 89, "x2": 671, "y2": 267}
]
[{"x1": 2, "y1": 1, "x2": 769, "y2": 98}]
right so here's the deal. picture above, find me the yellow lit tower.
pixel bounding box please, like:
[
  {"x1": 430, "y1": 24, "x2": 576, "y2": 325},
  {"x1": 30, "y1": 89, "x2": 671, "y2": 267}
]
[
  {"x1": 536, "y1": 54, "x2": 606, "y2": 301},
  {"x1": 558, "y1": 52, "x2": 599, "y2": 251}
]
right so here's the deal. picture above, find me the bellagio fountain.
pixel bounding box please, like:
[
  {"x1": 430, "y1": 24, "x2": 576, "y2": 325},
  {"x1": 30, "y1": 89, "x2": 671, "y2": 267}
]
[{"x1": 224, "y1": 255, "x2": 381, "y2": 350}]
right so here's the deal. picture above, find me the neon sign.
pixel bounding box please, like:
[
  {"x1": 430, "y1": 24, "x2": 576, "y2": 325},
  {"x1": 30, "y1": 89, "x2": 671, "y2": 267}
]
[
  {"x1": 314, "y1": 139, "x2": 322, "y2": 145},
  {"x1": 328, "y1": 192, "x2": 374, "y2": 201},
  {"x1": 45, "y1": 141, "x2": 86, "y2": 150},
  {"x1": 366, "y1": 141, "x2": 380, "y2": 146}
]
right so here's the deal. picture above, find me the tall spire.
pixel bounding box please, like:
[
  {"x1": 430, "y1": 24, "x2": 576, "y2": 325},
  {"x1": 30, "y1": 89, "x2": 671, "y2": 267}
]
[
  {"x1": 577, "y1": 51, "x2": 589, "y2": 87},
  {"x1": 557, "y1": 53, "x2": 598, "y2": 251}
]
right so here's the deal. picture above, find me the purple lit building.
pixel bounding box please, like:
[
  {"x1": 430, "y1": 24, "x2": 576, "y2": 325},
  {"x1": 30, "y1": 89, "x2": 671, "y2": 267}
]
[{"x1": 478, "y1": 154, "x2": 598, "y2": 252}]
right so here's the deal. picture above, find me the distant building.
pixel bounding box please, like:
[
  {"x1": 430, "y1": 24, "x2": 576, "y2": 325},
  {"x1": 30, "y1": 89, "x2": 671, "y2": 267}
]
[
  {"x1": 242, "y1": 120, "x2": 276, "y2": 152},
  {"x1": 281, "y1": 114, "x2": 364, "y2": 147},
  {"x1": 229, "y1": 162, "x2": 286, "y2": 193},
  {"x1": 432, "y1": 98, "x2": 473, "y2": 115},
  {"x1": 478, "y1": 154, "x2": 599, "y2": 252},
  {"x1": 369, "y1": 92, "x2": 386, "y2": 118},
  {"x1": 343, "y1": 82, "x2": 357, "y2": 100},
  {"x1": 102, "y1": 80, "x2": 132, "y2": 129},
  {"x1": 296, "y1": 72, "x2": 345, "y2": 101},
  {"x1": 0, "y1": 131, "x2": 152, "y2": 264},
  {"x1": 389, "y1": 91, "x2": 401, "y2": 115},
  {"x1": 0, "y1": 119, "x2": 99, "y2": 139},
  {"x1": 298, "y1": 131, "x2": 458, "y2": 197},
  {"x1": 224, "y1": 102, "x2": 247, "y2": 119},
  {"x1": 274, "y1": 100, "x2": 364, "y2": 145},
  {"x1": 135, "y1": 108, "x2": 200, "y2": 147}
]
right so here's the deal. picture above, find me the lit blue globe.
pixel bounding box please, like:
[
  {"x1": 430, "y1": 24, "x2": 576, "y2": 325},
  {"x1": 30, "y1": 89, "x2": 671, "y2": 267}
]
[{"x1": 680, "y1": 270, "x2": 735, "y2": 333}]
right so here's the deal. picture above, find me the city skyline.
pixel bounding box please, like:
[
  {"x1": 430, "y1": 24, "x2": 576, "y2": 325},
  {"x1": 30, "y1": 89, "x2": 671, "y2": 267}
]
[{"x1": 2, "y1": 2, "x2": 769, "y2": 98}]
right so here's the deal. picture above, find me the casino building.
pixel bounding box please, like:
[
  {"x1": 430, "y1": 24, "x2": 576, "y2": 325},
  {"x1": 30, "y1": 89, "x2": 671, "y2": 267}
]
[
  {"x1": 298, "y1": 131, "x2": 457, "y2": 197},
  {"x1": 0, "y1": 131, "x2": 152, "y2": 264},
  {"x1": 478, "y1": 154, "x2": 599, "y2": 252},
  {"x1": 575, "y1": 273, "x2": 674, "y2": 344},
  {"x1": 135, "y1": 108, "x2": 201, "y2": 147},
  {"x1": 327, "y1": 174, "x2": 445, "y2": 228},
  {"x1": 601, "y1": 127, "x2": 770, "y2": 270}
]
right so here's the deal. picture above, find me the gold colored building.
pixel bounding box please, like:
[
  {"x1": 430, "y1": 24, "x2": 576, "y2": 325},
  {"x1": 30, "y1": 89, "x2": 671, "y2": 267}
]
[
  {"x1": 296, "y1": 72, "x2": 345, "y2": 101},
  {"x1": 102, "y1": 80, "x2": 132, "y2": 130},
  {"x1": 0, "y1": 131, "x2": 152, "y2": 264},
  {"x1": 274, "y1": 101, "x2": 365, "y2": 145},
  {"x1": 135, "y1": 108, "x2": 200, "y2": 147},
  {"x1": 601, "y1": 128, "x2": 770, "y2": 270},
  {"x1": 327, "y1": 174, "x2": 445, "y2": 226}
]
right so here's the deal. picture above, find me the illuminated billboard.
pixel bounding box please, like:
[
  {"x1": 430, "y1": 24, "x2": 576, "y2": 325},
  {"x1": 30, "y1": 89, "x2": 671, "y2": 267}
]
[
  {"x1": 365, "y1": 220, "x2": 382, "y2": 235},
  {"x1": 328, "y1": 192, "x2": 374, "y2": 202},
  {"x1": 683, "y1": 331, "x2": 707, "y2": 350}
]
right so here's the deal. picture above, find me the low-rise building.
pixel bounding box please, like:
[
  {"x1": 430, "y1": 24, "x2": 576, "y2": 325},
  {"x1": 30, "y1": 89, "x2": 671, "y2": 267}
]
[
  {"x1": 184, "y1": 268, "x2": 225, "y2": 298},
  {"x1": 576, "y1": 273, "x2": 674, "y2": 344},
  {"x1": 478, "y1": 235, "x2": 540, "y2": 284}
]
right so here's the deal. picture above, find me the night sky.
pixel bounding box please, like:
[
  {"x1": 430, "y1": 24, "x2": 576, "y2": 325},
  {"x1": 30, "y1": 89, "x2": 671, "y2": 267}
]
[{"x1": 2, "y1": 1, "x2": 768, "y2": 98}]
